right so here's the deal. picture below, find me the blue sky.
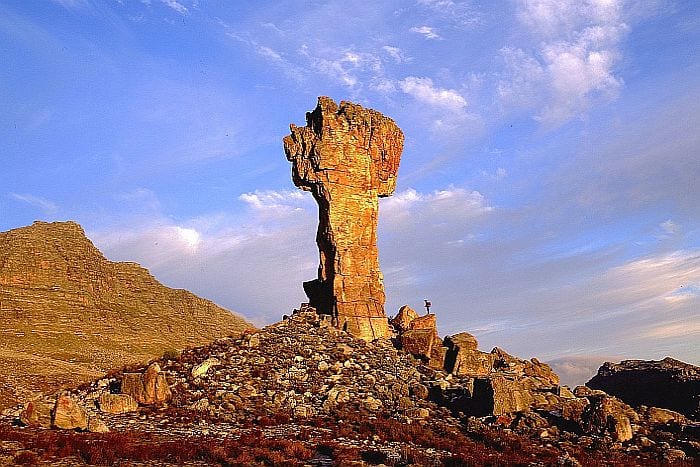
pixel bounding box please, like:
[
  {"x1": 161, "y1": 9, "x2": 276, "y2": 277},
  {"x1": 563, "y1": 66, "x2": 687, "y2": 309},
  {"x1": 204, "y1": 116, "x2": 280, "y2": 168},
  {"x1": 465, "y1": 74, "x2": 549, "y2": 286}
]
[{"x1": 1, "y1": 0, "x2": 698, "y2": 384}]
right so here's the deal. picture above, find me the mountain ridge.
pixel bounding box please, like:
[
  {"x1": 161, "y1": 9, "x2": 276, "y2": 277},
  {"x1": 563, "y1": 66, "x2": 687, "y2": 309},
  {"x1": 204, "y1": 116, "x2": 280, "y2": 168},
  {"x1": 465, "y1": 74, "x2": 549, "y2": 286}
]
[{"x1": 0, "y1": 220, "x2": 252, "y2": 409}]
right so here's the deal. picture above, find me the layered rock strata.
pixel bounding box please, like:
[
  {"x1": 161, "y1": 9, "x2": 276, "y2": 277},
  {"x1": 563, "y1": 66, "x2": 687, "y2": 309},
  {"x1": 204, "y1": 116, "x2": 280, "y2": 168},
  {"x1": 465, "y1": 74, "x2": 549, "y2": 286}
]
[{"x1": 284, "y1": 97, "x2": 404, "y2": 341}]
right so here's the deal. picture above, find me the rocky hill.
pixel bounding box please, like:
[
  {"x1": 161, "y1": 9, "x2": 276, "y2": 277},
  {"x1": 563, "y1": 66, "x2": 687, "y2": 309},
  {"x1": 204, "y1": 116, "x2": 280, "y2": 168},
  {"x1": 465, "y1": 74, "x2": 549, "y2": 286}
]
[
  {"x1": 0, "y1": 221, "x2": 251, "y2": 409},
  {"x1": 588, "y1": 357, "x2": 700, "y2": 420},
  {"x1": 3, "y1": 309, "x2": 698, "y2": 465}
]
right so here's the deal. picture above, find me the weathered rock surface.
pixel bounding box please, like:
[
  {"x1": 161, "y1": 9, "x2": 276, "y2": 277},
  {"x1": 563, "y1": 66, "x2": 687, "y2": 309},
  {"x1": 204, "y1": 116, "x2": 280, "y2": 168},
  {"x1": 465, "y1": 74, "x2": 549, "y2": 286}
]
[
  {"x1": 587, "y1": 357, "x2": 700, "y2": 420},
  {"x1": 19, "y1": 399, "x2": 53, "y2": 428},
  {"x1": 390, "y1": 305, "x2": 420, "y2": 333},
  {"x1": 391, "y1": 308, "x2": 562, "y2": 419},
  {"x1": 98, "y1": 393, "x2": 138, "y2": 414},
  {"x1": 0, "y1": 220, "x2": 252, "y2": 410},
  {"x1": 284, "y1": 97, "x2": 404, "y2": 341},
  {"x1": 53, "y1": 393, "x2": 88, "y2": 430},
  {"x1": 121, "y1": 363, "x2": 171, "y2": 406}
]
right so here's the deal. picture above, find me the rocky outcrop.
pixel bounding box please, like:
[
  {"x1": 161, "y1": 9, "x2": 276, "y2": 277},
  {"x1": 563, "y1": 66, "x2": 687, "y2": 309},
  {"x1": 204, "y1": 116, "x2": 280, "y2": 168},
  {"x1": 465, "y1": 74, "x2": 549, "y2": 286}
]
[
  {"x1": 390, "y1": 310, "x2": 562, "y2": 419},
  {"x1": 6, "y1": 309, "x2": 699, "y2": 464},
  {"x1": 284, "y1": 97, "x2": 404, "y2": 341},
  {"x1": 0, "y1": 220, "x2": 252, "y2": 410},
  {"x1": 392, "y1": 306, "x2": 445, "y2": 369},
  {"x1": 121, "y1": 363, "x2": 171, "y2": 406},
  {"x1": 587, "y1": 357, "x2": 700, "y2": 420}
]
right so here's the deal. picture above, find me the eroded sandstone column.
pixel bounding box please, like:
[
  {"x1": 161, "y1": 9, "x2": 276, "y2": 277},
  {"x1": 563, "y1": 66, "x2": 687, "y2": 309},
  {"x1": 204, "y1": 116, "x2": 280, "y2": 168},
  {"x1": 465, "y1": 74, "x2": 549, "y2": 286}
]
[{"x1": 283, "y1": 97, "x2": 404, "y2": 340}]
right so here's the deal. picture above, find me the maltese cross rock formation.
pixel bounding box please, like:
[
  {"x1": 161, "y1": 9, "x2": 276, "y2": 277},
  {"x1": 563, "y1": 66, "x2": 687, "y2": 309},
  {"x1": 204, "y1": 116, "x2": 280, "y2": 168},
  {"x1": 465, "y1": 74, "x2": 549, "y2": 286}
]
[{"x1": 284, "y1": 97, "x2": 404, "y2": 340}]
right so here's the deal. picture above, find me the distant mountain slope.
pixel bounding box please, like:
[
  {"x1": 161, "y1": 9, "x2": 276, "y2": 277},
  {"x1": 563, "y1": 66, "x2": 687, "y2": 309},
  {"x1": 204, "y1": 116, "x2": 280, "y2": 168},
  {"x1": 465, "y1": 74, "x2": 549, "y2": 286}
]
[{"x1": 0, "y1": 221, "x2": 252, "y2": 409}]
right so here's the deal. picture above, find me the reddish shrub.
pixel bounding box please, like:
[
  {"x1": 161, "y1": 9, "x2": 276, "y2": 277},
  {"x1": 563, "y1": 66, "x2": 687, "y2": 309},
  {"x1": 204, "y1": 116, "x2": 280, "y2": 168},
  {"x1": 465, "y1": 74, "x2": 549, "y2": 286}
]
[{"x1": 13, "y1": 451, "x2": 38, "y2": 465}]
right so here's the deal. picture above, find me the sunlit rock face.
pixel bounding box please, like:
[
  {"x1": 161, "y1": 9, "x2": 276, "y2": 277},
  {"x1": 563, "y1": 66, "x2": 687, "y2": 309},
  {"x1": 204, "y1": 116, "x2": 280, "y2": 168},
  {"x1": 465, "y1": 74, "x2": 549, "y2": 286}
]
[{"x1": 283, "y1": 97, "x2": 404, "y2": 340}]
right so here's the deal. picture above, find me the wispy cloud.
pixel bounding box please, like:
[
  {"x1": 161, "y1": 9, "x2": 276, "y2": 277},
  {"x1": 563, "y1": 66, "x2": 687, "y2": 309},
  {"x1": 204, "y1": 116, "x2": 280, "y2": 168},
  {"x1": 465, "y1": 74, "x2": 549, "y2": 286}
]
[
  {"x1": 50, "y1": 0, "x2": 90, "y2": 10},
  {"x1": 659, "y1": 219, "x2": 679, "y2": 236},
  {"x1": 409, "y1": 25, "x2": 442, "y2": 40},
  {"x1": 381, "y1": 45, "x2": 408, "y2": 64},
  {"x1": 161, "y1": 0, "x2": 187, "y2": 15},
  {"x1": 302, "y1": 48, "x2": 383, "y2": 89},
  {"x1": 8, "y1": 193, "x2": 58, "y2": 215},
  {"x1": 417, "y1": 0, "x2": 482, "y2": 28}
]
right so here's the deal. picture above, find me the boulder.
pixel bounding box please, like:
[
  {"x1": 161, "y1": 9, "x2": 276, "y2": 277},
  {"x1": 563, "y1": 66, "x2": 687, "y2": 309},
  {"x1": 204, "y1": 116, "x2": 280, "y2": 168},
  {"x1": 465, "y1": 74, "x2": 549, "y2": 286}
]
[
  {"x1": 391, "y1": 305, "x2": 419, "y2": 333},
  {"x1": 409, "y1": 313, "x2": 437, "y2": 330},
  {"x1": 98, "y1": 393, "x2": 138, "y2": 414},
  {"x1": 490, "y1": 376, "x2": 534, "y2": 415},
  {"x1": 448, "y1": 349, "x2": 495, "y2": 377},
  {"x1": 53, "y1": 393, "x2": 88, "y2": 430},
  {"x1": 564, "y1": 394, "x2": 636, "y2": 442},
  {"x1": 444, "y1": 333, "x2": 494, "y2": 376},
  {"x1": 122, "y1": 362, "x2": 171, "y2": 406},
  {"x1": 20, "y1": 399, "x2": 53, "y2": 428},
  {"x1": 401, "y1": 328, "x2": 436, "y2": 361},
  {"x1": 644, "y1": 406, "x2": 687, "y2": 425},
  {"x1": 446, "y1": 332, "x2": 478, "y2": 352}
]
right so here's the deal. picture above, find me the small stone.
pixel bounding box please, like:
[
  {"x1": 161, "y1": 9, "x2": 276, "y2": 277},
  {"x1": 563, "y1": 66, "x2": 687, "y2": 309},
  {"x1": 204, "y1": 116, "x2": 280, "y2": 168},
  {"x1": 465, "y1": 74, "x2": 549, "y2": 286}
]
[
  {"x1": 410, "y1": 383, "x2": 429, "y2": 400},
  {"x1": 406, "y1": 407, "x2": 429, "y2": 419},
  {"x1": 190, "y1": 398, "x2": 210, "y2": 412},
  {"x1": 191, "y1": 357, "x2": 221, "y2": 378},
  {"x1": 87, "y1": 416, "x2": 110, "y2": 433},
  {"x1": 363, "y1": 396, "x2": 383, "y2": 411},
  {"x1": 664, "y1": 449, "x2": 687, "y2": 462}
]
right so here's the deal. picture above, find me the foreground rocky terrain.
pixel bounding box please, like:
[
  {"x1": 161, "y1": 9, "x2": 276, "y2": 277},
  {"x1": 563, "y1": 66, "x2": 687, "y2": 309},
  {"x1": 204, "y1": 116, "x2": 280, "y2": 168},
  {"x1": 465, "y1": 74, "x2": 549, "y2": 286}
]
[
  {"x1": 0, "y1": 221, "x2": 251, "y2": 409},
  {"x1": 2, "y1": 308, "x2": 698, "y2": 465}
]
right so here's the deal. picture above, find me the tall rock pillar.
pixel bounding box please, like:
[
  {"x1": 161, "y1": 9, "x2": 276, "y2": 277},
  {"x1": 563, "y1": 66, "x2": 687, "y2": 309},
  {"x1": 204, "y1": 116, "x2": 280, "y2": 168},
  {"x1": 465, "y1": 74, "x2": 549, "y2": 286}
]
[{"x1": 283, "y1": 97, "x2": 404, "y2": 340}]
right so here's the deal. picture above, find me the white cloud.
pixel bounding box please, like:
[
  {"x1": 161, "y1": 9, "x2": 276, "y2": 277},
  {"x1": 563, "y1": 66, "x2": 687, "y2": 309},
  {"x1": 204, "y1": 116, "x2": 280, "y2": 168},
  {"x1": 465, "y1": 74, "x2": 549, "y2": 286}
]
[
  {"x1": 8, "y1": 193, "x2": 58, "y2": 215},
  {"x1": 50, "y1": 0, "x2": 89, "y2": 10},
  {"x1": 416, "y1": 0, "x2": 481, "y2": 28},
  {"x1": 660, "y1": 219, "x2": 679, "y2": 235},
  {"x1": 256, "y1": 45, "x2": 283, "y2": 62},
  {"x1": 300, "y1": 47, "x2": 383, "y2": 89},
  {"x1": 161, "y1": 0, "x2": 187, "y2": 15},
  {"x1": 398, "y1": 77, "x2": 467, "y2": 112},
  {"x1": 500, "y1": 0, "x2": 627, "y2": 126},
  {"x1": 381, "y1": 45, "x2": 407, "y2": 64},
  {"x1": 382, "y1": 188, "x2": 492, "y2": 225},
  {"x1": 547, "y1": 354, "x2": 623, "y2": 387},
  {"x1": 410, "y1": 26, "x2": 442, "y2": 40},
  {"x1": 517, "y1": 0, "x2": 623, "y2": 38},
  {"x1": 238, "y1": 189, "x2": 310, "y2": 219}
]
